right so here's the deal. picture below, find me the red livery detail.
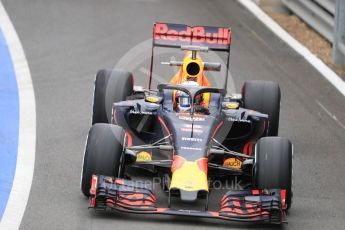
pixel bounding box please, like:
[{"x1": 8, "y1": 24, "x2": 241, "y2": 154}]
[
  {"x1": 196, "y1": 158, "x2": 208, "y2": 174},
  {"x1": 281, "y1": 189, "x2": 287, "y2": 209},
  {"x1": 90, "y1": 175, "x2": 98, "y2": 195},
  {"x1": 125, "y1": 131, "x2": 133, "y2": 147},
  {"x1": 171, "y1": 155, "x2": 186, "y2": 172}
]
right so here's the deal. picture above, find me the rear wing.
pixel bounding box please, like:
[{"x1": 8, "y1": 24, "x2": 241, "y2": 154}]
[
  {"x1": 153, "y1": 22, "x2": 231, "y2": 51},
  {"x1": 149, "y1": 22, "x2": 232, "y2": 90}
]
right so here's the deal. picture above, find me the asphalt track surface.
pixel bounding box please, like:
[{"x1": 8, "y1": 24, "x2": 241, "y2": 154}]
[{"x1": 2, "y1": 0, "x2": 345, "y2": 229}]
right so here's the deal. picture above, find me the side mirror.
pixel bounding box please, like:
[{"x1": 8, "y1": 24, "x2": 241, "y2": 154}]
[
  {"x1": 208, "y1": 148, "x2": 224, "y2": 161},
  {"x1": 131, "y1": 85, "x2": 146, "y2": 99},
  {"x1": 208, "y1": 148, "x2": 225, "y2": 156},
  {"x1": 133, "y1": 85, "x2": 145, "y2": 93},
  {"x1": 124, "y1": 149, "x2": 137, "y2": 164},
  {"x1": 159, "y1": 145, "x2": 174, "y2": 151}
]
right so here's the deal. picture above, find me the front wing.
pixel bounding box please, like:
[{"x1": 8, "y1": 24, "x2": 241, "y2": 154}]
[{"x1": 89, "y1": 175, "x2": 287, "y2": 224}]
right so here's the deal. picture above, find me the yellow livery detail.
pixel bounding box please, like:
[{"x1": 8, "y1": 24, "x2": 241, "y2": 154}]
[
  {"x1": 145, "y1": 96, "x2": 160, "y2": 103},
  {"x1": 224, "y1": 102, "x2": 239, "y2": 109},
  {"x1": 170, "y1": 161, "x2": 208, "y2": 192},
  {"x1": 136, "y1": 151, "x2": 152, "y2": 162}
]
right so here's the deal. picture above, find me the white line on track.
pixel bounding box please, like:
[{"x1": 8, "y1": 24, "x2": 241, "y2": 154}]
[
  {"x1": 237, "y1": 0, "x2": 345, "y2": 98},
  {"x1": 0, "y1": 2, "x2": 36, "y2": 230},
  {"x1": 316, "y1": 100, "x2": 345, "y2": 131}
]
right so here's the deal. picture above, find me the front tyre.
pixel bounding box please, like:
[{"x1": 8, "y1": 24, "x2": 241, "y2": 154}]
[
  {"x1": 242, "y1": 80, "x2": 280, "y2": 136},
  {"x1": 253, "y1": 137, "x2": 293, "y2": 209},
  {"x1": 81, "y1": 123, "x2": 125, "y2": 197},
  {"x1": 92, "y1": 69, "x2": 133, "y2": 124}
]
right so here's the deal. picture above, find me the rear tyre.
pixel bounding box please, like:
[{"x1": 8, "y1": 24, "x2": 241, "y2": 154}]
[
  {"x1": 92, "y1": 69, "x2": 133, "y2": 124},
  {"x1": 242, "y1": 80, "x2": 280, "y2": 136},
  {"x1": 253, "y1": 137, "x2": 293, "y2": 209},
  {"x1": 81, "y1": 123, "x2": 125, "y2": 197}
]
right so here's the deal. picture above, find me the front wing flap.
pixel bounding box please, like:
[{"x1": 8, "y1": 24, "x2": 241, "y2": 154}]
[{"x1": 89, "y1": 175, "x2": 286, "y2": 224}]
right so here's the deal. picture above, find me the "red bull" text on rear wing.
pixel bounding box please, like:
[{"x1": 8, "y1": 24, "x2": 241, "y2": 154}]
[{"x1": 153, "y1": 22, "x2": 231, "y2": 51}]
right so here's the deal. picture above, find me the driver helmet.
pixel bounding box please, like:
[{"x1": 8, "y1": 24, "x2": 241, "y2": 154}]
[{"x1": 177, "y1": 81, "x2": 199, "y2": 112}]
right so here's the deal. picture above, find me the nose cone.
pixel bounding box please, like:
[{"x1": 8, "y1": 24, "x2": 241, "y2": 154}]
[
  {"x1": 169, "y1": 156, "x2": 208, "y2": 202},
  {"x1": 179, "y1": 190, "x2": 199, "y2": 203}
]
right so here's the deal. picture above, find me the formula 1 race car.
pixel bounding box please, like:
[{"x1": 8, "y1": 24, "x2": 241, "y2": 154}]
[{"x1": 81, "y1": 23, "x2": 293, "y2": 224}]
